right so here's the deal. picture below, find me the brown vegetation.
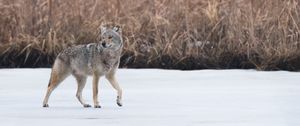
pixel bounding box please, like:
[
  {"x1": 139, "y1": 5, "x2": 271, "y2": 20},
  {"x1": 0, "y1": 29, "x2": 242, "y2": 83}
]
[{"x1": 0, "y1": 0, "x2": 300, "y2": 70}]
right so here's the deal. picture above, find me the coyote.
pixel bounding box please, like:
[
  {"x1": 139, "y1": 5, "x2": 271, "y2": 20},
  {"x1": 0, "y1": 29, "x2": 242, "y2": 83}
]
[{"x1": 42, "y1": 25, "x2": 123, "y2": 108}]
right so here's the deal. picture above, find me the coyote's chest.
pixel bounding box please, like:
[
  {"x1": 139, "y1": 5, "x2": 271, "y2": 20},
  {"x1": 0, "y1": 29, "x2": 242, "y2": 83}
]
[{"x1": 86, "y1": 44, "x2": 120, "y2": 73}]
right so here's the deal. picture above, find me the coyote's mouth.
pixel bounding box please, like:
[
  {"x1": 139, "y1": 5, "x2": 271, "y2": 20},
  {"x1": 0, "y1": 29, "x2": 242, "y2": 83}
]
[
  {"x1": 102, "y1": 42, "x2": 107, "y2": 48},
  {"x1": 101, "y1": 41, "x2": 114, "y2": 48}
]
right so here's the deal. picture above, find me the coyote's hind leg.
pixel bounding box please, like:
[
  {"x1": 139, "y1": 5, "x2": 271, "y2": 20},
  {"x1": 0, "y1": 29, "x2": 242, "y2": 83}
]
[{"x1": 43, "y1": 60, "x2": 70, "y2": 107}]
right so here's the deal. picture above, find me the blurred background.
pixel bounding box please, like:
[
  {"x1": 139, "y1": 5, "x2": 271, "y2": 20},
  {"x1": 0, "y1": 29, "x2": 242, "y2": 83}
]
[{"x1": 0, "y1": 0, "x2": 299, "y2": 70}]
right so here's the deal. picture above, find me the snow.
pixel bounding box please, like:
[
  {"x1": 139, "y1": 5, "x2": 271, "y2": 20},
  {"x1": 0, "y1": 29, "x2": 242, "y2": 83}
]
[{"x1": 0, "y1": 68, "x2": 299, "y2": 126}]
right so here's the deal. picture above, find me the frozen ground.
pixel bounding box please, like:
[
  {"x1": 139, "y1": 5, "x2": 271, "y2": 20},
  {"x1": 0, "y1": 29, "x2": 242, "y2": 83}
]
[{"x1": 0, "y1": 69, "x2": 299, "y2": 126}]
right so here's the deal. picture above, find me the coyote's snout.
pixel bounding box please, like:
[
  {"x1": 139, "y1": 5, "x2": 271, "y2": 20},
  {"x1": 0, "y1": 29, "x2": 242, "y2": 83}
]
[{"x1": 42, "y1": 25, "x2": 123, "y2": 108}]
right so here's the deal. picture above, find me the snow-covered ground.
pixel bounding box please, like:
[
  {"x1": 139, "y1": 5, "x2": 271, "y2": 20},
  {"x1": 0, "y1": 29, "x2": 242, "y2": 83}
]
[{"x1": 0, "y1": 69, "x2": 299, "y2": 126}]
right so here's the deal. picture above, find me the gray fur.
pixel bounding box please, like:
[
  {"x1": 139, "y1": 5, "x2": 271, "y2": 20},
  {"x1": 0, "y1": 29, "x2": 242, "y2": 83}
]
[
  {"x1": 57, "y1": 42, "x2": 121, "y2": 76},
  {"x1": 43, "y1": 26, "x2": 123, "y2": 108}
]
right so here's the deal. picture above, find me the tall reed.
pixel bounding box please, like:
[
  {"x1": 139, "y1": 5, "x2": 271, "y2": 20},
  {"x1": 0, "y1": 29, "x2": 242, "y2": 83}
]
[{"x1": 0, "y1": 0, "x2": 299, "y2": 70}]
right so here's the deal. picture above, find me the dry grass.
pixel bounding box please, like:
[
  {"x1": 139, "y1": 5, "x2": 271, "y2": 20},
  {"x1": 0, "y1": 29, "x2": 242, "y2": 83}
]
[{"x1": 0, "y1": 0, "x2": 300, "y2": 70}]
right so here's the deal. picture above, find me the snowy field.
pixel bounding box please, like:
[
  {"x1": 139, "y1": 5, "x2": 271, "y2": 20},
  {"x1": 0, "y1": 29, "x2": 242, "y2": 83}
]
[{"x1": 0, "y1": 68, "x2": 299, "y2": 126}]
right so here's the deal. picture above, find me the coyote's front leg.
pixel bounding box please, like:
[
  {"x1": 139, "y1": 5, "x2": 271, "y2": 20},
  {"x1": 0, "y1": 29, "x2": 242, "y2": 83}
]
[
  {"x1": 74, "y1": 74, "x2": 91, "y2": 108},
  {"x1": 106, "y1": 71, "x2": 123, "y2": 107},
  {"x1": 93, "y1": 73, "x2": 101, "y2": 108}
]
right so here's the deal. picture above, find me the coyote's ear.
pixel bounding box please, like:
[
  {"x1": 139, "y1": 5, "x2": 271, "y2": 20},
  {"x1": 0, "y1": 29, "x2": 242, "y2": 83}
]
[
  {"x1": 100, "y1": 25, "x2": 107, "y2": 34},
  {"x1": 113, "y1": 25, "x2": 121, "y2": 33}
]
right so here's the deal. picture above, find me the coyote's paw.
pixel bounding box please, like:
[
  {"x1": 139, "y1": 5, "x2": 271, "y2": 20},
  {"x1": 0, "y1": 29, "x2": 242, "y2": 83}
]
[
  {"x1": 117, "y1": 102, "x2": 122, "y2": 107},
  {"x1": 94, "y1": 105, "x2": 101, "y2": 108},
  {"x1": 43, "y1": 104, "x2": 49, "y2": 107},
  {"x1": 83, "y1": 104, "x2": 91, "y2": 108},
  {"x1": 117, "y1": 96, "x2": 122, "y2": 107}
]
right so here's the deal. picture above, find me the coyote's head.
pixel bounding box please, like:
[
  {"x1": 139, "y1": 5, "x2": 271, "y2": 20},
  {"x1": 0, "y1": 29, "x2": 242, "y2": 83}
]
[{"x1": 99, "y1": 25, "x2": 123, "y2": 50}]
